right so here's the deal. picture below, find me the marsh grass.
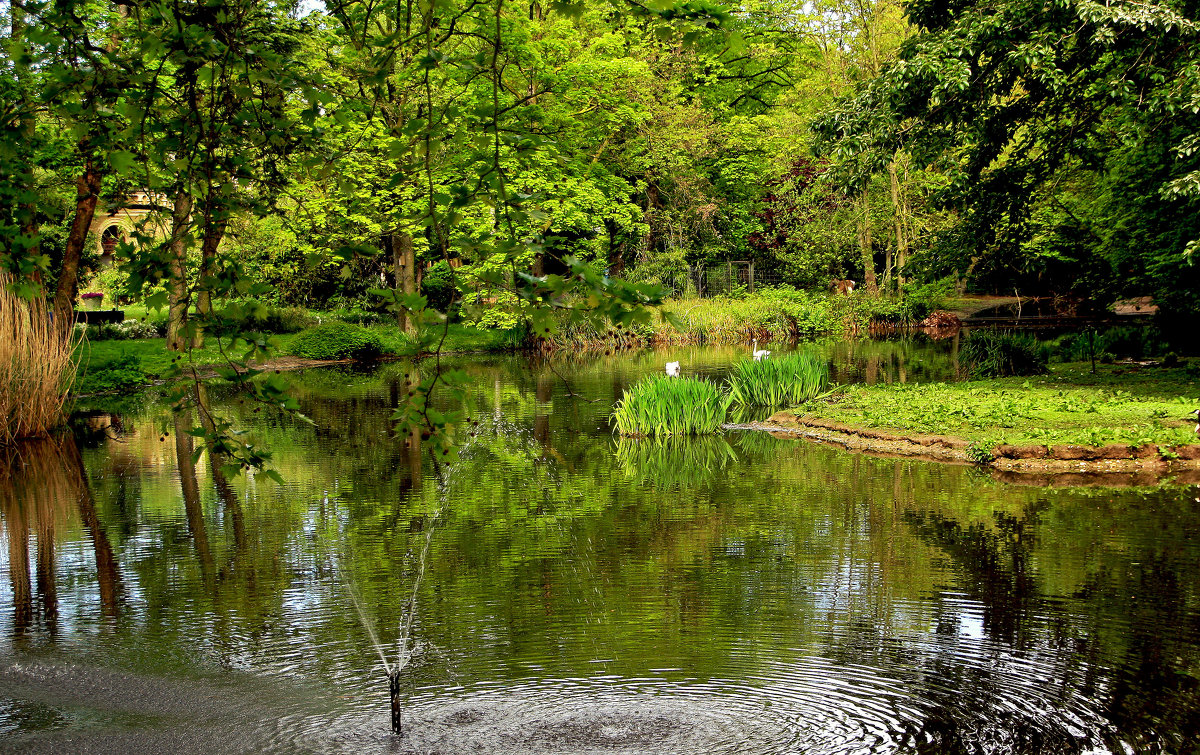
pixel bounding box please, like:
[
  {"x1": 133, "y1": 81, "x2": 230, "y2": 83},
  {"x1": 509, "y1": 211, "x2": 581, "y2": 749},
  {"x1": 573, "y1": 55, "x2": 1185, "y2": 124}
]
[
  {"x1": 727, "y1": 352, "x2": 831, "y2": 408},
  {"x1": 1, "y1": 275, "x2": 77, "y2": 444},
  {"x1": 611, "y1": 375, "x2": 732, "y2": 436}
]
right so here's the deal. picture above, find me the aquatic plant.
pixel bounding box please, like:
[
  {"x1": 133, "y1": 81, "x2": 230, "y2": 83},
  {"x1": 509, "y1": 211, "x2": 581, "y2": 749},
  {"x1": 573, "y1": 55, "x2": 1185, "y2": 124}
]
[
  {"x1": 610, "y1": 375, "x2": 732, "y2": 436},
  {"x1": 961, "y1": 330, "x2": 1048, "y2": 377},
  {"x1": 0, "y1": 274, "x2": 77, "y2": 444},
  {"x1": 727, "y1": 352, "x2": 831, "y2": 408}
]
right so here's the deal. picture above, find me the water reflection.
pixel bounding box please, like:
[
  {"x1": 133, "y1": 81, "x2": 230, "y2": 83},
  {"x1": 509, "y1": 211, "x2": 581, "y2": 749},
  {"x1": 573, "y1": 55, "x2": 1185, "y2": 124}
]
[
  {"x1": 0, "y1": 346, "x2": 1198, "y2": 753},
  {"x1": 1, "y1": 436, "x2": 122, "y2": 637}
]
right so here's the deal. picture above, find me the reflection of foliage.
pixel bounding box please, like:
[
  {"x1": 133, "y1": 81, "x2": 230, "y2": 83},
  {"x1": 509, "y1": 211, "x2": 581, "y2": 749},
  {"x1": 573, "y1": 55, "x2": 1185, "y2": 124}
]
[
  {"x1": 730, "y1": 429, "x2": 783, "y2": 457},
  {"x1": 614, "y1": 436, "x2": 738, "y2": 489},
  {"x1": 611, "y1": 375, "x2": 731, "y2": 436}
]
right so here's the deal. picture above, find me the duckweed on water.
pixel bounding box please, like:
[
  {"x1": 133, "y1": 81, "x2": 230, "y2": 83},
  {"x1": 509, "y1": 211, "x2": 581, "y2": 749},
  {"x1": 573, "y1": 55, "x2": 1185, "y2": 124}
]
[{"x1": 611, "y1": 375, "x2": 732, "y2": 436}]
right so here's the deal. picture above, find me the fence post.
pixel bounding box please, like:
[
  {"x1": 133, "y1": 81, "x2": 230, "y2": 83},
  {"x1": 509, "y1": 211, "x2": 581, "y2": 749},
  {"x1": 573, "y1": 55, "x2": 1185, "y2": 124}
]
[{"x1": 749, "y1": 261, "x2": 755, "y2": 294}]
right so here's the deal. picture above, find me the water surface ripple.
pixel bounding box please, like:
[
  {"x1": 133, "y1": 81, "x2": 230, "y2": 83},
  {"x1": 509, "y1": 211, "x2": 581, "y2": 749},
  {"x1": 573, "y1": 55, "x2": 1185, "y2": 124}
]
[{"x1": 2, "y1": 344, "x2": 1199, "y2": 754}]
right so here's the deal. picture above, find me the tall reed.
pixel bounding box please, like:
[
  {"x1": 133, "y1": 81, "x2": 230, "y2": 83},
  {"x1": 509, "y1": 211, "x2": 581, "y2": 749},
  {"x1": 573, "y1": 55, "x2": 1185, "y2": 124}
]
[
  {"x1": 611, "y1": 375, "x2": 732, "y2": 436},
  {"x1": 0, "y1": 273, "x2": 77, "y2": 444},
  {"x1": 727, "y1": 352, "x2": 831, "y2": 408}
]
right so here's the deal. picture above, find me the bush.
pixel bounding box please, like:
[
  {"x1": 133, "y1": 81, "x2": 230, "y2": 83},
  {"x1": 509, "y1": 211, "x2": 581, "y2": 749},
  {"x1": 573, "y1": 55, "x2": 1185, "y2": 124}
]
[
  {"x1": 727, "y1": 352, "x2": 831, "y2": 407},
  {"x1": 1, "y1": 278, "x2": 76, "y2": 442},
  {"x1": 324, "y1": 306, "x2": 389, "y2": 327},
  {"x1": 961, "y1": 330, "x2": 1048, "y2": 377},
  {"x1": 254, "y1": 305, "x2": 317, "y2": 334},
  {"x1": 289, "y1": 322, "x2": 384, "y2": 360},
  {"x1": 74, "y1": 353, "x2": 148, "y2": 394},
  {"x1": 422, "y1": 260, "x2": 459, "y2": 313},
  {"x1": 610, "y1": 375, "x2": 732, "y2": 436}
]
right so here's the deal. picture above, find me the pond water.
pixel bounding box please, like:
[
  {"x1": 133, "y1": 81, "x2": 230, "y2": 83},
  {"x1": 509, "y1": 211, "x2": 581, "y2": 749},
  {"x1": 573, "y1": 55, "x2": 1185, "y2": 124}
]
[{"x1": 2, "y1": 339, "x2": 1200, "y2": 754}]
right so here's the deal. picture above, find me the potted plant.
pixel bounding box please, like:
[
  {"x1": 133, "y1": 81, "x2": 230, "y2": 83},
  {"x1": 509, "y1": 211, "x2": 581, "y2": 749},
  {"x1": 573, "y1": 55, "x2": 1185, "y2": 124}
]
[{"x1": 80, "y1": 292, "x2": 105, "y2": 311}]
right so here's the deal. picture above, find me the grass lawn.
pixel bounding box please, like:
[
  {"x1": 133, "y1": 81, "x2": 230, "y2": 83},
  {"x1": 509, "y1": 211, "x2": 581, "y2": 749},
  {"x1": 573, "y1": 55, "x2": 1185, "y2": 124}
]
[{"x1": 789, "y1": 363, "x2": 1199, "y2": 449}]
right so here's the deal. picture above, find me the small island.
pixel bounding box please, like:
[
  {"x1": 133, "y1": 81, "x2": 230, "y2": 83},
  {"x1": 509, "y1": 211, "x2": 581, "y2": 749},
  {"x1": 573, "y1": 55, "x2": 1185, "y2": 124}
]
[{"x1": 761, "y1": 363, "x2": 1200, "y2": 473}]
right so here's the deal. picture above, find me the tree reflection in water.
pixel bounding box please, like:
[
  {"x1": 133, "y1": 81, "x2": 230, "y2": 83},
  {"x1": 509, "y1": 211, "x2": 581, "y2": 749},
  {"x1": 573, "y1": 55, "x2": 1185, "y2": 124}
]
[{"x1": 1, "y1": 435, "x2": 122, "y2": 637}]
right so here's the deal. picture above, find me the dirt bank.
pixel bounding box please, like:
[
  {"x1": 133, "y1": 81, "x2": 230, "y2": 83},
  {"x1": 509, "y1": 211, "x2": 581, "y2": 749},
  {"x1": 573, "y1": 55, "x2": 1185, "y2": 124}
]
[{"x1": 752, "y1": 411, "x2": 1200, "y2": 477}]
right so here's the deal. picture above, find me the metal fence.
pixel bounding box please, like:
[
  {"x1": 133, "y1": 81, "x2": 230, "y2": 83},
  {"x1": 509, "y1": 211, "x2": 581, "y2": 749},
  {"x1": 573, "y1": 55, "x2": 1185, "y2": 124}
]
[{"x1": 646, "y1": 261, "x2": 788, "y2": 298}]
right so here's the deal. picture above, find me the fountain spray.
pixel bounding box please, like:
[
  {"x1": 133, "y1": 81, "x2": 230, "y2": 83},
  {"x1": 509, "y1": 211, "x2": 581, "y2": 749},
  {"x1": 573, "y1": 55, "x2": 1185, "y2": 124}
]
[{"x1": 345, "y1": 510, "x2": 439, "y2": 736}]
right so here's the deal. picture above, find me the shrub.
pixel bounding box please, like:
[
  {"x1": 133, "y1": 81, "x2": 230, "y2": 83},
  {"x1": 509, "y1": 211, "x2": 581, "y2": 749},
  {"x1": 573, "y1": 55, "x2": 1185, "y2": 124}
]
[
  {"x1": 255, "y1": 305, "x2": 317, "y2": 334},
  {"x1": 610, "y1": 375, "x2": 732, "y2": 436},
  {"x1": 727, "y1": 352, "x2": 831, "y2": 407},
  {"x1": 289, "y1": 322, "x2": 384, "y2": 360},
  {"x1": 325, "y1": 306, "x2": 388, "y2": 327},
  {"x1": 74, "y1": 353, "x2": 148, "y2": 394},
  {"x1": 961, "y1": 330, "x2": 1048, "y2": 377},
  {"x1": 422, "y1": 260, "x2": 459, "y2": 313}
]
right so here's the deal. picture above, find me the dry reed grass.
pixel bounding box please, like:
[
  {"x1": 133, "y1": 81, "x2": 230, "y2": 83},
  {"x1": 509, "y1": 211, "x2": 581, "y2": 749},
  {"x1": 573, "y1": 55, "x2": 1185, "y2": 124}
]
[{"x1": 0, "y1": 273, "x2": 78, "y2": 444}]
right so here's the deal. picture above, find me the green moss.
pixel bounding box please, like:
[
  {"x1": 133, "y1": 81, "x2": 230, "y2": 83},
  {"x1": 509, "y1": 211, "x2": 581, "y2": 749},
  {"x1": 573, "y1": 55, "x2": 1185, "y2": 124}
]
[{"x1": 794, "y1": 364, "x2": 1198, "y2": 449}]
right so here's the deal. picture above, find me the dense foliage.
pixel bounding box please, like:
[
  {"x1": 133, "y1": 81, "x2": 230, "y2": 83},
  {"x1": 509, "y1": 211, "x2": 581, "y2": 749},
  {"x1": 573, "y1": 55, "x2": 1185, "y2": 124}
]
[{"x1": 289, "y1": 322, "x2": 385, "y2": 361}]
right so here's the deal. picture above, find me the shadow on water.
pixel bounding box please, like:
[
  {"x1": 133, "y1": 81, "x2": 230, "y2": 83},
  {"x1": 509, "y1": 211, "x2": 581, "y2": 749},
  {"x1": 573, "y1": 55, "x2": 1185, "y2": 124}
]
[{"x1": 1, "y1": 346, "x2": 1200, "y2": 753}]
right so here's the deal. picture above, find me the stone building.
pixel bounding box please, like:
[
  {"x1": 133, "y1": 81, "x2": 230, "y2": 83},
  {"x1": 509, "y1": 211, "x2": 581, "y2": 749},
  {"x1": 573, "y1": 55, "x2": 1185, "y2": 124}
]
[{"x1": 87, "y1": 191, "x2": 170, "y2": 266}]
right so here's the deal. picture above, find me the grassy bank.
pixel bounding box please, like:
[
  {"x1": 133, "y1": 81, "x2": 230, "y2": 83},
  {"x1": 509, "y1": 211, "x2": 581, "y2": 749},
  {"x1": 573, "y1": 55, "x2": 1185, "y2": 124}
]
[
  {"x1": 778, "y1": 364, "x2": 1198, "y2": 452},
  {"x1": 73, "y1": 322, "x2": 523, "y2": 395}
]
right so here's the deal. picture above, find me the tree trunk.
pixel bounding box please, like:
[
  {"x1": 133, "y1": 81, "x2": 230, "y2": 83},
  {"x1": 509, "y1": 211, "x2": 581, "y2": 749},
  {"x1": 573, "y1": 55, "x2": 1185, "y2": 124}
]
[
  {"x1": 166, "y1": 190, "x2": 193, "y2": 351},
  {"x1": 392, "y1": 230, "x2": 416, "y2": 334},
  {"x1": 54, "y1": 157, "x2": 103, "y2": 326},
  {"x1": 857, "y1": 189, "x2": 878, "y2": 296},
  {"x1": 642, "y1": 181, "x2": 659, "y2": 263},
  {"x1": 889, "y1": 157, "x2": 909, "y2": 288},
  {"x1": 192, "y1": 207, "x2": 228, "y2": 349}
]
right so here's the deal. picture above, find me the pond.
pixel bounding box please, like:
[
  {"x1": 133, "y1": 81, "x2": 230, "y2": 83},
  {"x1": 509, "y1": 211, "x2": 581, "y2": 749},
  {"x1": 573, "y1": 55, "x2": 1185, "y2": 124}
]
[{"x1": 2, "y1": 339, "x2": 1199, "y2": 754}]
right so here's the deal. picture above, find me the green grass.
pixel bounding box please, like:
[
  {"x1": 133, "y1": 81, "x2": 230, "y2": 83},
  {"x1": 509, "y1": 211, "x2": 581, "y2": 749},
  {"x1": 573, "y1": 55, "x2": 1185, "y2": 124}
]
[
  {"x1": 611, "y1": 375, "x2": 733, "y2": 436},
  {"x1": 727, "y1": 352, "x2": 831, "y2": 408},
  {"x1": 789, "y1": 363, "x2": 1199, "y2": 449}
]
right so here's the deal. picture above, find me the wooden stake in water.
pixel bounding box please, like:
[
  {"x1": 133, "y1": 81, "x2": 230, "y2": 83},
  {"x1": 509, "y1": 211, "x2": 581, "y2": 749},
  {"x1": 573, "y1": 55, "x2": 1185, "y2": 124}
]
[{"x1": 389, "y1": 670, "x2": 402, "y2": 735}]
